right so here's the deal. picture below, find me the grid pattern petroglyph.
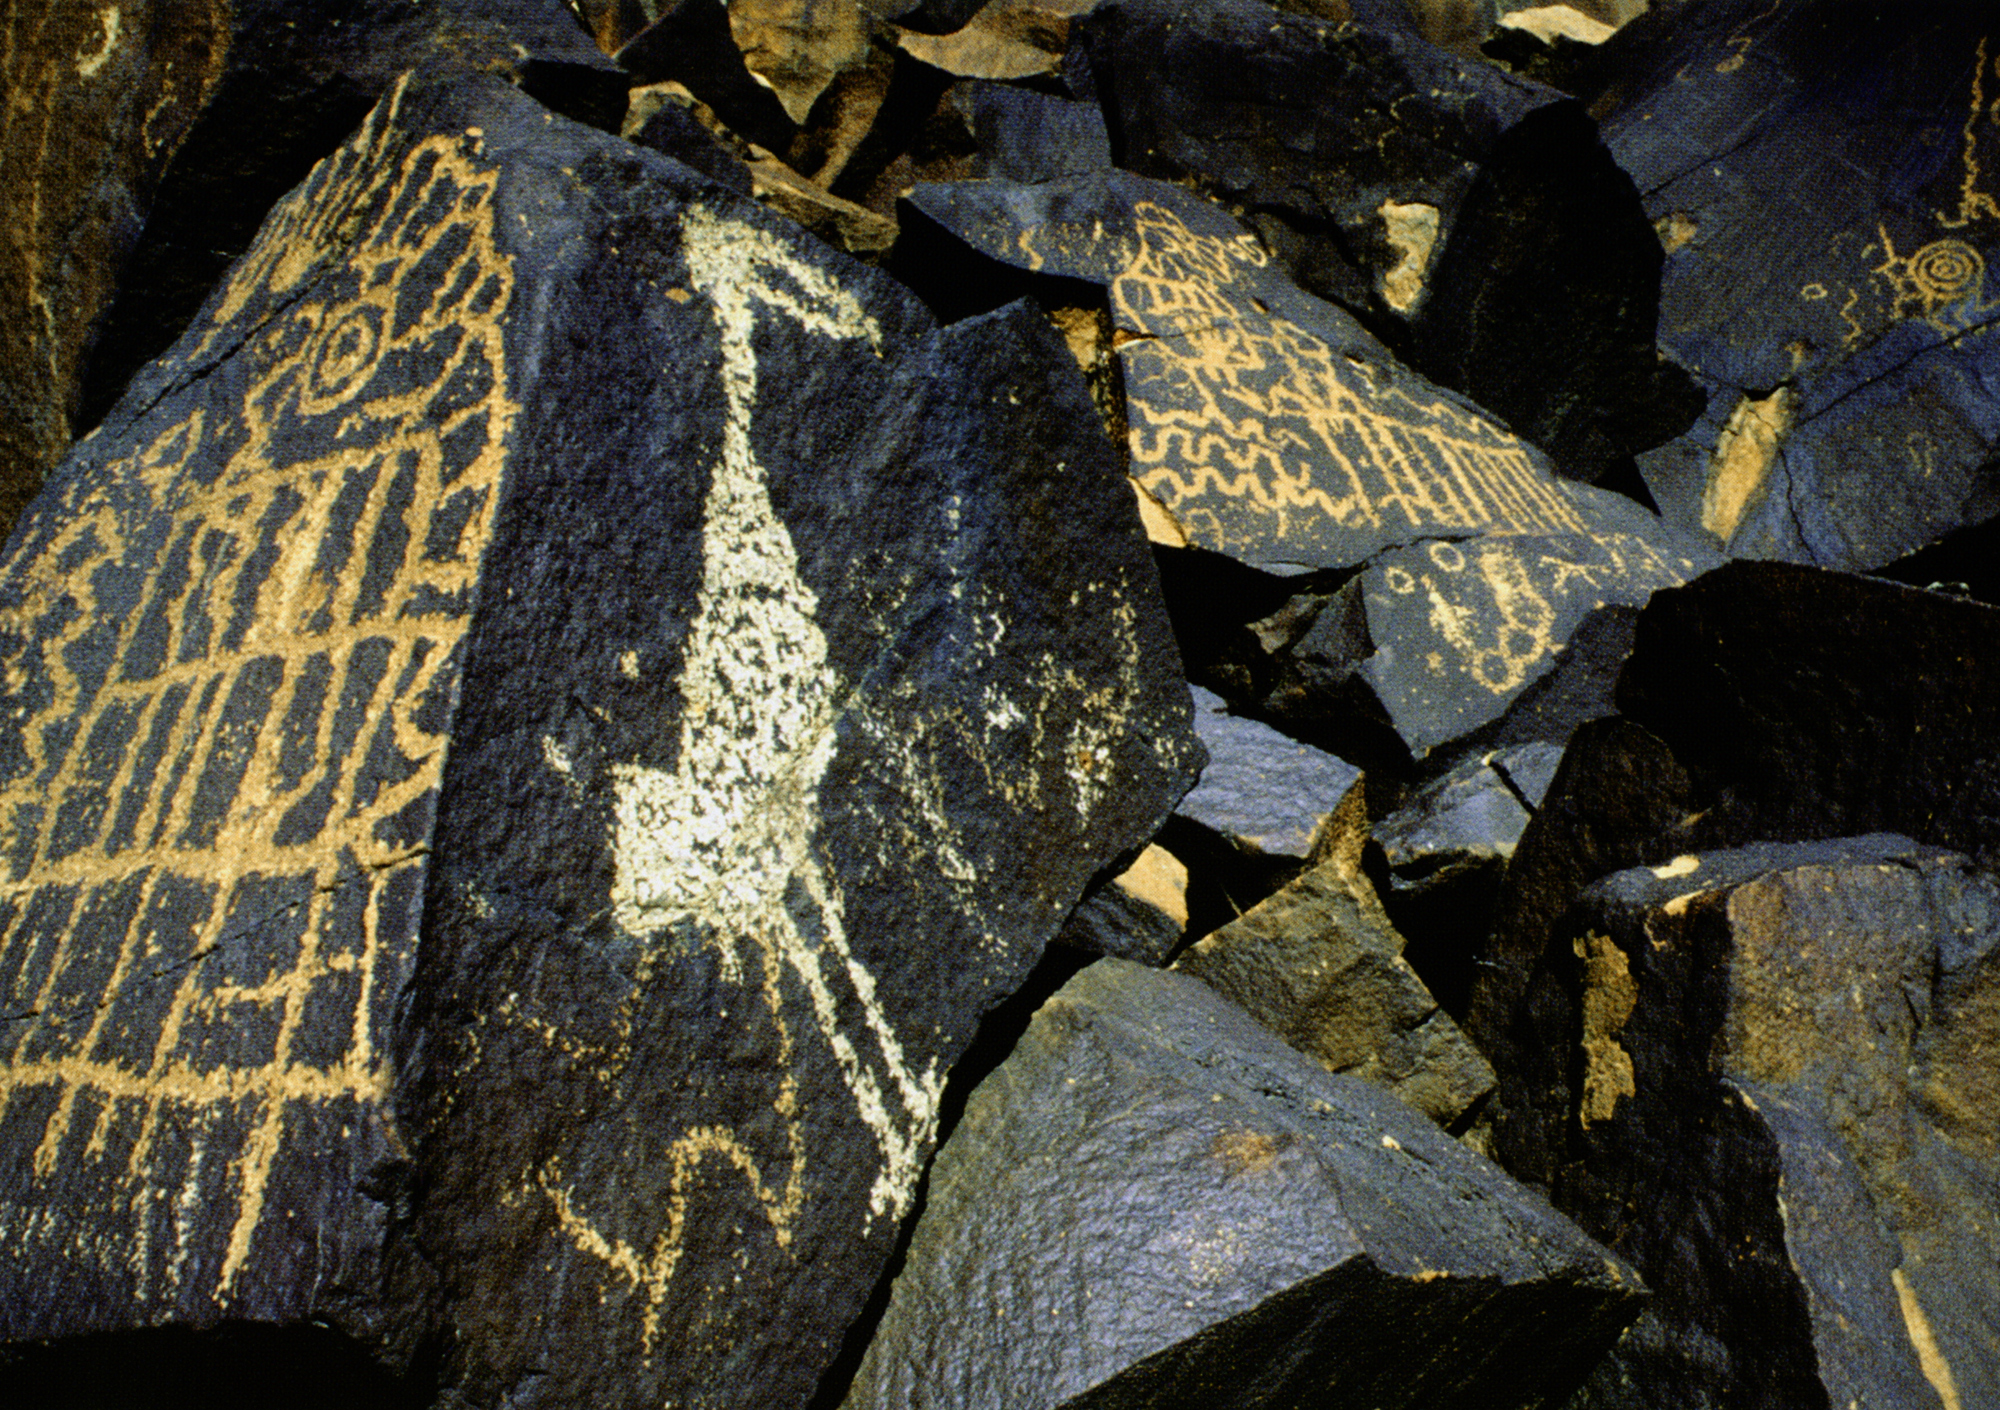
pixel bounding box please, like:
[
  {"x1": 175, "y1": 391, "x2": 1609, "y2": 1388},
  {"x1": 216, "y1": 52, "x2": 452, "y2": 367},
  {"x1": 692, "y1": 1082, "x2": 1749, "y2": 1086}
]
[
  {"x1": 0, "y1": 89, "x2": 514, "y2": 1301},
  {"x1": 1112, "y1": 201, "x2": 1586, "y2": 556}
]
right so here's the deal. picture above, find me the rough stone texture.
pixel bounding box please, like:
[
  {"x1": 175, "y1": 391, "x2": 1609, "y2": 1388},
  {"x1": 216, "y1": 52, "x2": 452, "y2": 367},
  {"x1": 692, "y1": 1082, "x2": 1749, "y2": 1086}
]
[
  {"x1": 1474, "y1": 563, "x2": 2000, "y2": 1182},
  {"x1": 618, "y1": 0, "x2": 803, "y2": 153},
  {"x1": 1523, "y1": 837, "x2": 2000, "y2": 1410},
  {"x1": 0, "y1": 0, "x2": 625, "y2": 544},
  {"x1": 1618, "y1": 561, "x2": 2000, "y2": 868},
  {"x1": 1372, "y1": 741, "x2": 1562, "y2": 1016},
  {"x1": 0, "y1": 0, "x2": 227, "y2": 537},
  {"x1": 1079, "y1": 0, "x2": 1702, "y2": 485},
  {"x1": 1056, "y1": 845, "x2": 1191, "y2": 965},
  {"x1": 1599, "y1": 0, "x2": 2000, "y2": 570},
  {"x1": 624, "y1": 87, "x2": 757, "y2": 194},
  {"x1": 1232, "y1": 514, "x2": 1715, "y2": 769},
  {"x1": 1340, "y1": 524, "x2": 1714, "y2": 757},
  {"x1": 1173, "y1": 854, "x2": 1494, "y2": 1124},
  {"x1": 938, "y1": 83, "x2": 1113, "y2": 184},
  {"x1": 906, "y1": 172, "x2": 1642, "y2": 572},
  {"x1": 0, "y1": 74, "x2": 1200, "y2": 1408},
  {"x1": 840, "y1": 959, "x2": 1641, "y2": 1410},
  {"x1": 1465, "y1": 718, "x2": 1699, "y2": 1183},
  {"x1": 1177, "y1": 687, "x2": 1362, "y2": 860}
]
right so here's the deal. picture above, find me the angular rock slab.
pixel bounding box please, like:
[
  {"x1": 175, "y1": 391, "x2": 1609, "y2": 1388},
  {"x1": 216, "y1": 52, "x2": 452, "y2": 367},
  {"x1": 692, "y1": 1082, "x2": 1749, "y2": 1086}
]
[
  {"x1": 1373, "y1": 741, "x2": 1563, "y2": 1018},
  {"x1": 1056, "y1": 845, "x2": 1190, "y2": 965},
  {"x1": 840, "y1": 959, "x2": 1640, "y2": 1409},
  {"x1": 1235, "y1": 514, "x2": 1716, "y2": 768},
  {"x1": 0, "y1": 75, "x2": 1200, "y2": 1408},
  {"x1": 905, "y1": 173, "x2": 1599, "y2": 571},
  {"x1": 1525, "y1": 838, "x2": 2000, "y2": 1410},
  {"x1": 1617, "y1": 561, "x2": 2000, "y2": 866},
  {"x1": 1178, "y1": 686, "x2": 1361, "y2": 860},
  {"x1": 1601, "y1": 1, "x2": 2000, "y2": 569},
  {"x1": 1172, "y1": 855, "x2": 1494, "y2": 1124},
  {"x1": 1347, "y1": 525, "x2": 1717, "y2": 756}
]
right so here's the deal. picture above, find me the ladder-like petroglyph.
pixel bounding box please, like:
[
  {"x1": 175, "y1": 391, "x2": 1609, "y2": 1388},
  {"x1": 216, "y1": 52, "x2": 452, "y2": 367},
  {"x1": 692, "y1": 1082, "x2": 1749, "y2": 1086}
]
[{"x1": 0, "y1": 89, "x2": 515, "y2": 1304}]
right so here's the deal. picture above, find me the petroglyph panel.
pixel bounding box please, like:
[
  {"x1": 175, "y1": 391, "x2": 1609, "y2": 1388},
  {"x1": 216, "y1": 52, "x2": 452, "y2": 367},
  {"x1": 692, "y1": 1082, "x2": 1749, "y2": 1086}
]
[
  {"x1": 1112, "y1": 200, "x2": 1586, "y2": 567},
  {"x1": 0, "y1": 83, "x2": 515, "y2": 1319},
  {"x1": 904, "y1": 173, "x2": 1588, "y2": 570},
  {"x1": 0, "y1": 0, "x2": 229, "y2": 528},
  {"x1": 1358, "y1": 531, "x2": 1710, "y2": 754},
  {"x1": 1610, "y1": 11, "x2": 2000, "y2": 569}
]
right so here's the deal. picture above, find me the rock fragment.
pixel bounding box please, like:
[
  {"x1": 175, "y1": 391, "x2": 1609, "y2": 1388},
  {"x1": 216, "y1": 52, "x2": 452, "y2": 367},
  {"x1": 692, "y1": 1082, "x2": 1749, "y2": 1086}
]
[
  {"x1": 1372, "y1": 741, "x2": 1563, "y2": 1015},
  {"x1": 1177, "y1": 687, "x2": 1363, "y2": 862},
  {"x1": 840, "y1": 959, "x2": 1641, "y2": 1410},
  {"x1": 1525, "y1": 838, "x2": 2000, "y2": 1410},
  {"x1": 1056, "y1": 845, "x2": 1192, "y2": 965},
  {"x1": 1173, "y1": 854, "x2": 1494, "y2": 1124},
  {"x1": 0, "y1": 73, "x2": 1199, "y2": 1408}
]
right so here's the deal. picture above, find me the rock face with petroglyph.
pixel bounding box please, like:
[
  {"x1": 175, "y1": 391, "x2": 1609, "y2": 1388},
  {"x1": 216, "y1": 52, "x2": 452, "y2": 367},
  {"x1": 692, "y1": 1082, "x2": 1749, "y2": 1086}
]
[
  {"x1": 0, "y1": 0, "x2": 621, "y2": 544},
  {"x1": 1078, "y1": 0, "x2": 1702, "y2": 486},
  {"x1": 839, "y1": 959, "x2": 1640, "y2": 1410},
  {"x1": 1598, "y1": 0, "x2": 2000, "y2": 570},
  {"x1": 906, "y1": 173, "x2": 1608, "y2": 571},
  {"x1": 1514, "y1": 837, "x2": 2000, "y2": 1410},
  {"x1": 0, "y1": 73, "x2": 1199, "y2": 1406},
  {"x1": 1247, "y1": 519, "x2": 1717, "y2": 764}
]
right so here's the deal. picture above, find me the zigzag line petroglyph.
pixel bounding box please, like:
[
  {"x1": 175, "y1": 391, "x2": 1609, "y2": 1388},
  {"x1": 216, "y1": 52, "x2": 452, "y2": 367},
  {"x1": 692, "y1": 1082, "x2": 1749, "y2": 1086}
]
[
  {"x1": 0, "y1": 83, "x2": 516, "y2": 1301},
  {"x1": 1112, "y1": 202, "x2": 1584, "y2": 555}
]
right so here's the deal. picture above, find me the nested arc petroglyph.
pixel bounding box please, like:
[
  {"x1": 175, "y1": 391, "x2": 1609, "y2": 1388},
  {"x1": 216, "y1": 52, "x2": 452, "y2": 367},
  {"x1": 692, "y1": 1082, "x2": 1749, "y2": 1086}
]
[
  {"x1": 1111, "y1": 200, "x2": 1588, "y2": 562},
  {"x1": 0, "y1": 83, "x2": 516, "y2": 1304}
]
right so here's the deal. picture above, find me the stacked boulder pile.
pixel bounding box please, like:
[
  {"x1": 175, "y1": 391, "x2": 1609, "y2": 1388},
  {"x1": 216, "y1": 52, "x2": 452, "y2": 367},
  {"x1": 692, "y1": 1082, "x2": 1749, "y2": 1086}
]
[{"x1": 1, "y1": 1, "x2": 1994, "y2": 1406}]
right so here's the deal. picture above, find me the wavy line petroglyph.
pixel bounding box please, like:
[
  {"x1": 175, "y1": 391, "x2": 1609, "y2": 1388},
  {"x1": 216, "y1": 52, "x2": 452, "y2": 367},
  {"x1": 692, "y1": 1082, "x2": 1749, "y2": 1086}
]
[
  {"x1": 546, "y1": 207, "x2": 942, "y2": 1352},
  {"x1": 0, "y1": 85, "x2": 515, "y2": 1303},
  {"x1": 1111, "y1": 202, "x2": 1585, "y2": 558}
]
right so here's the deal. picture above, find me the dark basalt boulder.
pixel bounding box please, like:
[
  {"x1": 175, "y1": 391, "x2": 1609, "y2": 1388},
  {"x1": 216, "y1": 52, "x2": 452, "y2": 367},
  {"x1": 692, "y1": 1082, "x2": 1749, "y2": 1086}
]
[
  {"x1": 1596, "y1": 0, "x2": 2000, "y2": 570},
  {"x1": 0, "y1": 73, "x2": 1199, "y2": 1409},
  {"x1": 1172, "y1": 852, "x2": 1494, "y2": 1124},
  {"x1": 1371, "y1": 740, "x2": 1563, "y2": 1017},
  {"x1": 1177, "y1": 687, "x2": 1363, "y2": 862},
  {"x1": 1519, "y1": 837, "x2": 2000, "y2": 1410},
  {"x1": 1617, "y1": 561, "x2": 2000, "y2": 867},
  {"x1": 839, "y1": 959, "x2": 1642, "y2": 1410},
  {"x1": 1470, "y1": 561, "x2": 2000, "y2": 1182},
  {"x1": 1463, "y1": 717, "x2": 1701, "y2": 1184},
  {"x1": 903, "y1": 172, "x2": 1675, "y2": 573},
  {"x1": 0, "y1": 0, "x2": 624, "y2": 544},
  {"x1": 1078, "y1": 0, "x2": 1703, "y2": 485}
]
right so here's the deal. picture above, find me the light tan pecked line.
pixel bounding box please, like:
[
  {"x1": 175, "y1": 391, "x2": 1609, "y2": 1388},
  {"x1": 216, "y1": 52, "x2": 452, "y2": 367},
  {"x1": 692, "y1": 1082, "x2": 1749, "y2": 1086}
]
[
  {"x1": 0, "y1": 80, "x2": 518, "y2": 1303},
  {"x1": 1110, "y1": 202, "x2": 1585, "y2": 559}
]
